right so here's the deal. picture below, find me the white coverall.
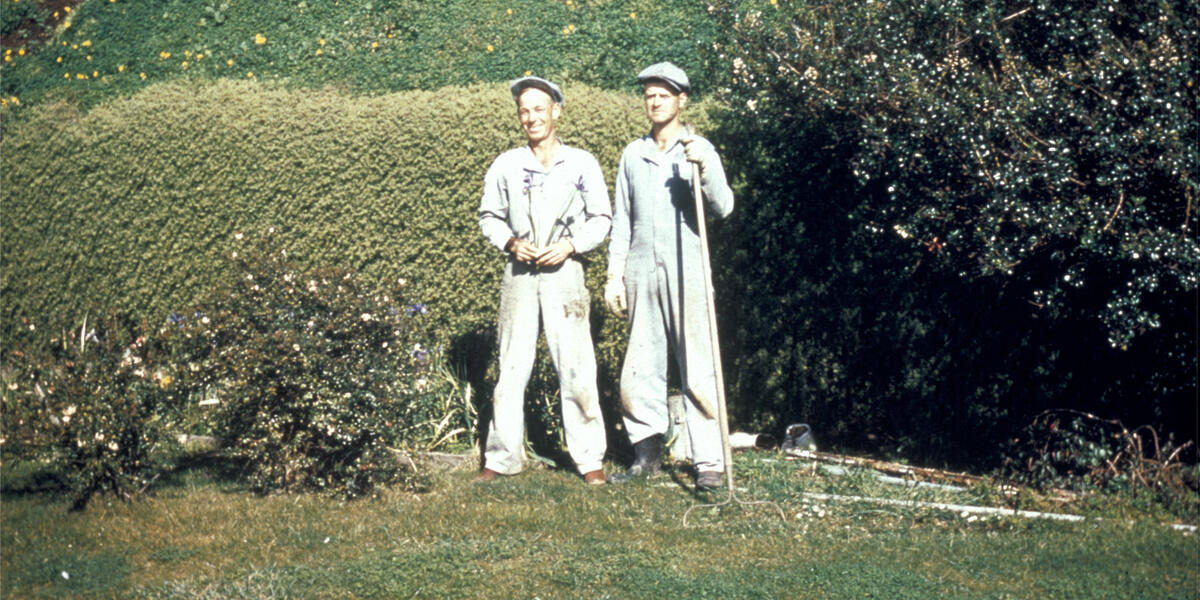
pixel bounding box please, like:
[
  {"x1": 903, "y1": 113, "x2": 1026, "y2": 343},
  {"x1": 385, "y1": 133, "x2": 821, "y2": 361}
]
[
  {"x1": 608, "y1": 134, "x2": 734, "y2": 473},
  {"x1": 479, "y1": 144, "x2": 611, "y2": 475}
]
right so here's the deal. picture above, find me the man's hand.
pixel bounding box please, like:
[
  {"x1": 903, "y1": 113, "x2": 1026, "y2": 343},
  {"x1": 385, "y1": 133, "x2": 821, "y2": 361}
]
[
  {"x1": 507, "y1": 238, "x2": 540, "y2": 263},
  {"x1": 680, "y1": 137, "x2": 712, "y2": 178},
  {"x1": 535, "y1": 239, "x2": 574, "y2": 267},
  {"x1": 604, "y1": 273, "x2": 627, "y2": 318}
]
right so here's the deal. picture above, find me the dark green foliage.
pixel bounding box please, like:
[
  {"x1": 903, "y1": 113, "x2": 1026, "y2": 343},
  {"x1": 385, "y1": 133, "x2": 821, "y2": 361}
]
[
  {"x1": 706, "y1": 0, "x2": 1197, "y2": 463},
  {"x1": 1, "y1": 312, "x2": 172, "y2": 510},
  {"x1": 0, "y1": 0, "x2": 723, "y2": 110},
  {"x1": 713, "y1": 0, "x2": 1198, "y2": 348},
  {"x1": 161, "y1": 230, "x2": 440, "y2": 497},
  {"x1": 0, "y1": 0, "x2": 44, "y2": 41}
]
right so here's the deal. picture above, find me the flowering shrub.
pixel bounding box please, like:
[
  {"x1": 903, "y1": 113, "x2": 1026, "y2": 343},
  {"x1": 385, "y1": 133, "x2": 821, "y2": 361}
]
[
  {"x1": 703, "y1": 0, "x2": 1197, "y2": 461},
  {"x1": 1, "y1": 313, "x2": 172, "y2": 510},
  {"x1": 712, "y1": 0, "x2": 1197, "y2": 349},
  {"x1": 161, "y1": 230, "x2": 451, "y2": 497}
]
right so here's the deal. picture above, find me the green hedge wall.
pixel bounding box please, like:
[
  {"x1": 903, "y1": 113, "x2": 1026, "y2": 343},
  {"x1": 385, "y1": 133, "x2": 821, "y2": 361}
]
[
  {"x1": 1, "y1": 79, "x2": 717, "y2": 417},
  {"x1": 0, "y1": 0, "x2": 724, "y2": 110}
]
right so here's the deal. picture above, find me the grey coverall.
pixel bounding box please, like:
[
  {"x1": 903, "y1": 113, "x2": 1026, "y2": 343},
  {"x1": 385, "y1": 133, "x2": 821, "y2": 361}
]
[
  {"x1": 607, "y1": 134, "x2": 734, "y2": 473},
  {"x1": 479, "y1": 144, "x2": 611, "y2": 475}
]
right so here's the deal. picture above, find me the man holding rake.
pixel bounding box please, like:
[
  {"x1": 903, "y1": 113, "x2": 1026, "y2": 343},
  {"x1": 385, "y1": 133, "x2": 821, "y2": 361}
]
[{"x1": 605, "y1": 62, "x2": 735, "y2": 491}]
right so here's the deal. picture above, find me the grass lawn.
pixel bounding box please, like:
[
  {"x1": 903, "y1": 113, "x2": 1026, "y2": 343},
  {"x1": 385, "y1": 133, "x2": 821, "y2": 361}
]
[{"x1": 2, "y1": 451, "x2": 1197, "y2": 599}]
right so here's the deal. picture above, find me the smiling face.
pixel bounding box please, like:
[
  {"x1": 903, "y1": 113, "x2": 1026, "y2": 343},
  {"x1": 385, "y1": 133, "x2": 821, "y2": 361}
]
[
  {"x1": 643, "y1": 82, "x2": 687, "y2": 127},
  {"x1": 516, "y1": 87, "x2": 561, "y2": 145}
]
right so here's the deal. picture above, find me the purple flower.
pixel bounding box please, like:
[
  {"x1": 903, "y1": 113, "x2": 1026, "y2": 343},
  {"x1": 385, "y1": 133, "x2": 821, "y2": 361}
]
[
  {"x1": 167, "y1": 313, "x2": 186, "y2": 326},
  {"x1": 406, "y1": 303, "x2": 428, "y2": 317},
  {"x1": 574, "y1": 175, "x2": 586, "y2": 192}
]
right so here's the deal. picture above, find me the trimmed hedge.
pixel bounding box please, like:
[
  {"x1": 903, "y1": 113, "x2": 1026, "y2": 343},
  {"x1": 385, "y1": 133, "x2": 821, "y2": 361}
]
[{"x1": 1, "y1": 79, "x2": 716, "y2": 421}]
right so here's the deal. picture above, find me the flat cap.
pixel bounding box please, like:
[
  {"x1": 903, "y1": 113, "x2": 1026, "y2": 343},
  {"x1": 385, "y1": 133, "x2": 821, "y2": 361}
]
[
  {"x1": 510, "y1": 76, "x2": 564, "y2": 106},
  {"x1": 637, "y1": 62, "x2": 690, "y2": 94}
]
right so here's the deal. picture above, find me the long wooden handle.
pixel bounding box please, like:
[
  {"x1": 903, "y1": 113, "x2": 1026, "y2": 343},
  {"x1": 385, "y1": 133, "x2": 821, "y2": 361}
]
[{"x1": 688, "y1": 129, "x2": 735, "y2": 493}]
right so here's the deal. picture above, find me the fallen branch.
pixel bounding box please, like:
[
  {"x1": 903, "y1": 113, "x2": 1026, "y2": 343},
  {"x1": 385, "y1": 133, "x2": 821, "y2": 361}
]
[{"x1": 785, "y1": 449, "x2": 984, "y2": 488}]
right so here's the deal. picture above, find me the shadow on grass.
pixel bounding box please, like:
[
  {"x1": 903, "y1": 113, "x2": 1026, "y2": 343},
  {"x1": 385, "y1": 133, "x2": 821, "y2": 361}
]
[
  {"x1": 0, "y1": 449, "x2": 254, "y2": 502},
  {"x1": 154, "y1": 450, "x2": 252, "y2": 493}
]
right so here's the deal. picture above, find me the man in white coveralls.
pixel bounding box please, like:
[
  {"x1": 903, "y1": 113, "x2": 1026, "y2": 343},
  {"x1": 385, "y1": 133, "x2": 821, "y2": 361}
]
[
  {"x1": 477, "y1": 76, "x2": 610, "y2": 485},
  {"x1": 604, "y1": 62, "x2": 735, "y2": 491}
]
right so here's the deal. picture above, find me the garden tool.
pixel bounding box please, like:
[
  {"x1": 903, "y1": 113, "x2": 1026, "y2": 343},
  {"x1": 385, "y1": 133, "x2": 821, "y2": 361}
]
[
  {"x1": 680, "y1": 123, "x2": 784, "y2": 524},
  {"x1": 680, "y1": 123, "x2": 735, "y2": 495}
]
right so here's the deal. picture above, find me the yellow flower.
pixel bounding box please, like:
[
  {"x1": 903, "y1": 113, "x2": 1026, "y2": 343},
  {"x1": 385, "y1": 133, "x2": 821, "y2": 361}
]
[
  {"x1": 139, "y1": 72, "x2": 146, "y2": 79},
  {"x1": 63, "y1": 5, "x2": 70, "y2": 12},
  {"x1": 315, "y1": 48, "x2": 322, "y2": 55},
  {"x1": 195, "y1": 53, "x2": 203, "y2": 60},
  {"x1": 3, "y1": 56, "x2": 10, "y2": 63},
  {"x1": 18, "y1": 48, "x2": 25, "y2": 56},
  {"x1": 159, "y1": 375, "x2": 172, "y2": 389},
  {"x1": 506, "y1": 8, "x2": 512, "y2": 14},
  {"x1": 76, "y1": 73, "x2": 86, "y2": 79},
  {"x1": 118, "y1": 64, "x2": 125, "y2": 72},
  {"x1": 86, "y1": 55, "x2": 92, "y2": 61},
  {"x1": 486, "y1": 44, "x2": 494, "y2": 52},
  {"x1": 64, "y1": 72, "x2": 70, "y2": 78},
  {"x1": 10, "y1": 97, "x2": 18, "y2": 105},
  {"x1": 630, "y1": 11, "x2": 637, "y2": 18},
  {"x1": 180, "y1": 61, "x2": 188, "y2": 68},
  {"x1": 371, "y1": 41, "x2": 379, "y2": 49},
  {"x1": 81, "y1": 40, "x2": 91, "y2": 47},
  {"x1": 184, "y1": 49, "x2": 192, "y2": 58},
  {"x1": 92, "y1": 70, "x2": 98, "y2": 77},
  {"x1": 524, "y1": 70, "x2": 531, "y2": 76},
  {"x1": 254, "y1": 33, "x2": 266, "y2": 45},
  {"x1": 56, "y1": 56, "x2": 62, "y2": 63},
  {"x1": 62, "y1": 20, "x2": 70, "y2": 28},
  {"x1": 246, "y1": 71, "x2": 254, "y2": 78},
  {"x1": 159, "y1": 51, "x2": 171, "y2": 59},
  {"x1": 318, "y1": 38, "x2": 325, "y2": 46},
  {"x1": 226, "y1": 58, "x2": 234, "y2": 66}
]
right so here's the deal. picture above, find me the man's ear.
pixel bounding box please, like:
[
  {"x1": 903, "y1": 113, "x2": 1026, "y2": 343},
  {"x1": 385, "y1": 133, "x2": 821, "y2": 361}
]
[
  {"x1": 552, "y1": 103, "x2": 562, "y2": 119},
  {"x1": 679, "y1": 92, "x2": 689, "y2": 109}
]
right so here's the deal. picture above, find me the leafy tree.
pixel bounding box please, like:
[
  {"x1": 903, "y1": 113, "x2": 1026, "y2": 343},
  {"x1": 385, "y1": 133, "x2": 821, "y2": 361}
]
[{"x1": 705, "y1": 0, "x2": 1197, "y2": 461}]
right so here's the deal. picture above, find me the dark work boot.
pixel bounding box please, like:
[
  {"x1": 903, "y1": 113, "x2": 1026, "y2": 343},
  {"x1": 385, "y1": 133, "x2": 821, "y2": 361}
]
[
  {"x1": 695, "y1": 470, "x2": 723, "y2": 491},
  {"x1": 607, "y1": 434, "x2": 665, "y2": 484}
]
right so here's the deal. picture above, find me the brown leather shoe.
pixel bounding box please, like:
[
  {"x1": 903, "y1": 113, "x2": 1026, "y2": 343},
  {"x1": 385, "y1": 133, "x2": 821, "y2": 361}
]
[
  {"x1": 475, "y1": 468, "x2": 501, "y2": 482},
  {"x1": 583, "y1": 470, "x2": 606, "y2": 486}
]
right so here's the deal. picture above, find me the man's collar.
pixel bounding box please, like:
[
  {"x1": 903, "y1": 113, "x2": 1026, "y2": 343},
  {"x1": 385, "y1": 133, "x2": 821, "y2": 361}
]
[{"x1": 636, "y1": 133, "x2": 683, "y2": 164}]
